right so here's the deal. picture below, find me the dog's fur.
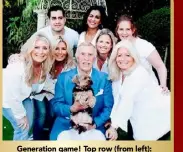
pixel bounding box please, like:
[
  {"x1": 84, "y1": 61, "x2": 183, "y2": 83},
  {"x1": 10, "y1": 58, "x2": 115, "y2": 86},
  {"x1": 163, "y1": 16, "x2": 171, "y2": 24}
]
[{"x1": 71, "y1": 74, "x2": 96, "y2": 134}]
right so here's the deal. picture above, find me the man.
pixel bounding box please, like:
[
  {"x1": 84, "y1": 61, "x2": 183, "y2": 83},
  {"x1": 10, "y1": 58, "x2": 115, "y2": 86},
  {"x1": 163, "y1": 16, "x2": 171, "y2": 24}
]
[
  {"x1": 50, "y1": 42, "x2": 114, "y2": 140},
  {"x1": 21, "y1": 5, "x2": 79, "y2": 56}
]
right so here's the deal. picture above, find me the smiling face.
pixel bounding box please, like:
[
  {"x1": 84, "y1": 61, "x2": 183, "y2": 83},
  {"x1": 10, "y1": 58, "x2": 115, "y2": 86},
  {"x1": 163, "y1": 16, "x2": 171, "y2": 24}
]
[
  {"x1": 87, "y1": 10, "x2": 101, "y2": 29},
  {"x1": 53, "y1": 41, "x2": 68, "y2": 61},
  {"x1": 31, "y1": 39, "x2": 50, "y2": 63},
  {"x1": 96, "y1": 34, "x2": 113, "y2": 56},
  {"x1": 116, "y1": 47, "x2": 134, "y2": 71},
  {"x1": 49, "y1": 10, "x2": 66, "y2": 32},
  {"x1": 77, "y1": 45, "x2": 95, "y2": 74},
  {"x1": 117, "y1": 21, "x2": 134, "y2": 40}
]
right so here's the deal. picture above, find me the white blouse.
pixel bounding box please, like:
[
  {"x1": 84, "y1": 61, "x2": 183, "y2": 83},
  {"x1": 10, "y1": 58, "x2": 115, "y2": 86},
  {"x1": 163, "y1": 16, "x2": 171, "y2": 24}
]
[
  {"x1": 78, "y1": 30, "x2": 101, "y2": 46},
  {"x1": 134, "y1": 37, "x2": 158, "y2": 83},
  {"x1": 111, "y1": 65, "x2": 170, "y2": 140}
]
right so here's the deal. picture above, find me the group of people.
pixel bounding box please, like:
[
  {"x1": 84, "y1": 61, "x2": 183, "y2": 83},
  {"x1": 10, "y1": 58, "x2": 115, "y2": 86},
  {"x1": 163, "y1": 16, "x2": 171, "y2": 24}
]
[{"x1": 3, "y1": 5, "x2": 170, "y2": 141}]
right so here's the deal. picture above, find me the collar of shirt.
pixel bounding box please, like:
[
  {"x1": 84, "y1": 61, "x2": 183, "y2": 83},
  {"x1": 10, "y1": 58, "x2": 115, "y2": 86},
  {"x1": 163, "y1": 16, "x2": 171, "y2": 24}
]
[
  {"x1": 77, "y1": 67, "x2": 92, "y2": 77},
  {"x1": 50, "y1": 26, "x2": 65, "y2": 38}
]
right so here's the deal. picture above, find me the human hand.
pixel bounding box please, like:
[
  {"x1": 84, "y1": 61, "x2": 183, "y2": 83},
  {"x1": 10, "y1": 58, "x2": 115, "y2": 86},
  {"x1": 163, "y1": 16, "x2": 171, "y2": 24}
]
[
  {"x1": 106, "y1": 127, "x2": 118, "y2": 140},
  {"x1": 70, "y1": 100, "x2": 88, "y2": 113},
  {"x1": 16, "y1": 116, "x2": 29, "y2": 130},
  {"x1": 160, "y1": 85, "x2": 170, "y2": 95},
  {"x1": 8, "y1": 53, "x2": 24, "y2": 64}
]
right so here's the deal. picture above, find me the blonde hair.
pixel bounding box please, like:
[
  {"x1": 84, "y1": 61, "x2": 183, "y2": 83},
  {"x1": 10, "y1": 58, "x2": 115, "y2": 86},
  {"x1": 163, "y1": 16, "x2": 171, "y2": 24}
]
[
  {"x1": 23, "y1": 32, "x2": 52, "y2": 86},
  {"x1": 50, "y1": 37, "x2": 75, "y2": 78},
  {"x1": 75, "y1": 42, "x2": 97, "y2": 62},
  {"x1": 96, "y1": 28, "x2": 117, "y2": 57},
  {"x1": 108, "y1": 40, "x2": 140, "y2": 81}
]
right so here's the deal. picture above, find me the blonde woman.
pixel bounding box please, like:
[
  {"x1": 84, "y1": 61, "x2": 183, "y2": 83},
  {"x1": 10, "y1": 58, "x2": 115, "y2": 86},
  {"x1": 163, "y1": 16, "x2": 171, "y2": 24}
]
[
  {"x1": 3, "y1": 33, "x2": 52, "y2": 140},
  {"x1": 29, "y1": 37, "x2": 76, "y2": 140},
  {"x1": 39, "y1": 37, "x2": 76, "y2": 101},
  {"x1": 106, "y1": 40, "x2": 170, "y2": 140},
  {"x1": 93, "y1": 28, "x2": 117, "y2": 74}
]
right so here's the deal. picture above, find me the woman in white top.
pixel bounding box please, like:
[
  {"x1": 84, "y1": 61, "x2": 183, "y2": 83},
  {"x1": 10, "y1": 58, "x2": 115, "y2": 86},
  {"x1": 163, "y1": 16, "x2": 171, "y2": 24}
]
[
  {"x1": 3, "y1": 33, "x2": 52, "y2": 140},
  {"x1": 115, "y1": 15, "x2": 168, "y2": 93},
  {"x1": 78, "y1": 5, "x2": 107, "y2": 46},
  {"x1": 7, "y1": 37, "x2": 76, "y2": 140},
  {"x1": 106, "y1": 40, "x2": 170, "y2": 140},
  {"x1": 93, "y1": 28, "x2": 117, "y2": 74}
]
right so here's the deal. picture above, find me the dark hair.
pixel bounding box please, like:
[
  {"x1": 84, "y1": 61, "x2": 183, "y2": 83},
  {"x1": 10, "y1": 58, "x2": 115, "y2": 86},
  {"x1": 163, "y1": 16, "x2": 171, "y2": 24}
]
[
  {"x1": 82, "y1": 5, "x2": 107, "y2": 31},
  {"x1": 115, "y1": 14, "x2": 138, "y2": 39},
  {"x1": 47, "y1": 5, "x2": 65, "y2": 18}
]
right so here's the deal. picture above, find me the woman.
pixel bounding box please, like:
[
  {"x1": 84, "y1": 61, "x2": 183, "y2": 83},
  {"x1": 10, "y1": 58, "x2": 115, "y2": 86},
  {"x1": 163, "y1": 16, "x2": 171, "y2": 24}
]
[
  {"x1": 78, "y1": 5, "x2": 107, "y2": 46},
  {"x1": 115, "y1": 15, "x2": 168, "y2": 93},
  {"x1": 93, "y1": 28, "x2": 117, "y2": 74},
  {"x1": 106, "y1": 40, "x2": 170, "y2": 140},
  {"x1": 31, "y1": 37, "x2": 76, "y2": 140},
  {"x1": 3, "y1": 33, "x2": 52, "y2": 140},
  {"x1": 40, "y1": 37, "x2": 76, "y2": 100}
]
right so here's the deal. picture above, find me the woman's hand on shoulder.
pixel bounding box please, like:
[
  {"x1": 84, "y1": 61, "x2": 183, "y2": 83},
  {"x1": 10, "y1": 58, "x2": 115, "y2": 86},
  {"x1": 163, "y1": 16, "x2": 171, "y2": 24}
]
[{"x1": 8, "y1": 53, "x2": 25, "y2": 64}]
